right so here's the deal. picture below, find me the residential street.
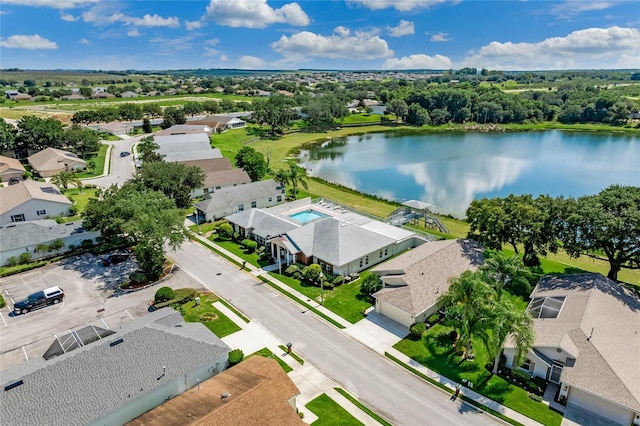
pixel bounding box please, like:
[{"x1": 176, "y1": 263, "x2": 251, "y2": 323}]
[
  {"x1": 168, "y1": 241, "x2": 499, "y2": 426},
  {"x1": 84, "y1": 134, "x2": 143, "y2": 188}
]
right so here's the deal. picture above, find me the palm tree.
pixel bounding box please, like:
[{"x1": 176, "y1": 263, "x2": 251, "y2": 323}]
[
  {"x1": 88, "y1": 160, "x2": 96, "y2": 174},
  {"x1": 488, "y1": 299, "x2": 535, "y2": 374},
  {"x1": 481, "y1": 252, "x2": 532, "y2": 300},
  {"x1": 50, "y1": 170, "x2": 74, "y2": 190},
  {"x1": 272, "y1": 168, "x2": 290, "y2": 192},
  {"x1": 287, "y1": 161, "x2": 308, "y2": 200},
  {"x1": 34, "y1": 243, "x2": 50, "y2": 257},
  {"x1": 438, "y1": 270, "x2": 494, "y2": 360}
]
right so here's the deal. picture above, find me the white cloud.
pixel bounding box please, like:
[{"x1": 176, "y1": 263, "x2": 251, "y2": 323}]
[
  {"x1": 463, "y1": 26, "x2": 640, "y2": 70},
  {"x1": 0, "y1": 34, "x2": 58, "y2": 50},
  {"x1": 204, "y1": 0, "x2": 310, "y2": 29},
  {"x1": 2, "y1": 0, "x2": 100, "y2": 9},
  {"x1": 238, "y1": 55, "x2": 267, "y2": 69},
  {"x1": 125, "y1": 14, "x2": 179, "y2": 28},
  {"x1": 185, "y1": 20, "x2": 202, "y2": 30},
  {"x1": 60, "y1": 12, "x2": 76, "y2": 21},
  {"x1": 272, "y1": 27, "x2": 393, "y2": 61},
  {"x1": 382, "y1": 53, "x2": 452, "y2": 69},
  {"x1": 79, "y1": 38, "x2": 90, "y2": 44},
  {"x1": 551, "y1": 1, "x2": 616, "y2": 18},
  {"x1": 219, "y1": 54, "x2": 229, "y2": 62},
  {"x1": 430, "y1": 32, "x2": 450, "y2": 42},
  {"x1": 82, "y1": 8, "x2": 179, "y2": 28},
  {"x1": 127, "y1": 28, "x2": 139, "y2": 37},
  {"x1": 386, "y1": 20, "x2": 414, "y2": 37},
  {"x1": 348, "y1": 0, "x2": 449, "y2": 12}
]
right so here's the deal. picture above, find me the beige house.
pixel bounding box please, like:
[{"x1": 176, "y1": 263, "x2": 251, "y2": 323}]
[
  {"x1": 28, "y1": 147, "x2": 87, "y2": 178},
  {"x1": 187, "y1": 115, "x2": 246, "y2": 132},
  {"x1": 0, "y1": 156, "x2": 26, "y2": 183},
  {"x1": 504, "y1": 273, "x2": 640, "y2": 426},
  {"x1": 370, "y1": 239, "x2": 484, "y2": 327},
  {"x1": 128, "y1": 356, "x2": 303, "y2": 426},
  {"x1": 0, "y1": 180, "x2": 71, "y2": 225}
]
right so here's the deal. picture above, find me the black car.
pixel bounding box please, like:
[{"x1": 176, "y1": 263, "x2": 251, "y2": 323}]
[
  {"x1": 101, "y1": 253, "x2": 130, "y2": 266},
  {"x1": 14, "y1": 286, "x2": 65, "y2": 315},
  {"x1": 120, "y1": 151, "x2": 131, "y2": 157}
]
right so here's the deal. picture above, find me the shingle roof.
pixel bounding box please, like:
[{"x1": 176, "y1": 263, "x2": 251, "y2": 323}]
[
  {"x1": 0, "y1": 219, "x2": 93, "y2": 251},
  {"x1": 0, "y1": 309, "x2": 231, "y2": 426},
  {"x1": 127, "y1": 356, "x2": 303, "y2": 426},
  {"x1": 27, "y1": 147, "x2": 86, "y2": 173},
  {"x1": 0, "y1": 180, "x2": 71, "y2": 215},
  {"x1": 517, "y1": 273, "x2": 640, "y2": 412},
  {"x1": 0, "y1": 155, "x2": 25, "y2": 176},
  {"x1": 154, "y1": 133, "x2": 211, "y2": 146},
  {"x1": 203, "y1": 169, "x2": 251, "y2": 188},
  {"x1": 226, "y1": 209, "x2": 299, "y2": 239},
  {"x1": 371, "y1": 239, "x2": 485, "y2": 316},
  {"x1": 155, "y1": 125, "x2": 212, "y2": 136},
  {"x1": 195, "y1": 180, "x2": 284, "y2": 215},
  {"x1": 179, "y1": 158, "x2": 233, "y2": 173}
]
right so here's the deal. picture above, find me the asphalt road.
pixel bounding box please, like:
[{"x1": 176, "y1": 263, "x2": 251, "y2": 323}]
[
  {"x1": 86, "y1": 135, "x2": 143, "y2": 188},
  {"x1": 168, "y1": 241, "x2": 498, "y2": 426}
]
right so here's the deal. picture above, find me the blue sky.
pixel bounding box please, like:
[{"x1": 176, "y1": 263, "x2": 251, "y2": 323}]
[{"x1": 1, "y1": 0, "x2": 638, "y2": 71}]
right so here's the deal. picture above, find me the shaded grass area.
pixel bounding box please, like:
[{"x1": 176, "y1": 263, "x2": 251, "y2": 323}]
[
  {"x1": 75, "y1": 143, "x2": 108, "y2": 178},
  {"x1": 268, "y1": 272, "x2": 371, "y2": 324},
  {"x1": 306, "y1": 393, "x2": 364, "y2": 426},
  {"x1": 334, "y1": 388, "x2": 392, "y2": 426},
  {"x1": 246, "y1": 350, "x2": 292, "y2": 373},
  {"x1": 393, "y1": 324, "x2": 562, "y2": 426},
  {"x1": 180, "y1": 292, "x2": 241, "y2": 338}
]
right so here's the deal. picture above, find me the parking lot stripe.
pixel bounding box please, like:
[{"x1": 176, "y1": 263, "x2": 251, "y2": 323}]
[
  {"x1": 22, "y1": 346, "x2": 29, "y2": 361},
  {"x1": 124, "y1": 309, "x2": 134, "y2": 320},
  {"x1": 0, "y1": 311, "x2": 7, "y2": 328}
]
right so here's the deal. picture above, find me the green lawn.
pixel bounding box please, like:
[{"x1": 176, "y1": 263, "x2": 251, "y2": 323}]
[
  {"x1": 393, "y1": 324, "x2": 562, "y2": 426},
  {"x1": 246, "y1": 350, "x2": 292, "y2": 373},
  {"x1": 268, "y1": 272, "x2": 372, "y2": 324},
  {"x1": 334, "y1": 388, "x2": 392, "y2": 426},
  {"x1": 75, "y1": 143, "x2": 108, "y2": 178},
  {"x1": 180, "y1": 292, "x2": 241, "y2": 337},
  {"x1": 306, "y1": 393, "x2": 364, "y2": 426},
  {"x1": 211, "y1": 237, "x2": 273, "y2": 268},
  {"x1": 63, "y1": 187, "x2": 98, "y2": 216}
]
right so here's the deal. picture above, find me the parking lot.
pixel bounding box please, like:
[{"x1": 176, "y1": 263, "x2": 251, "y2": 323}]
[{"x1": 0, "y1": 252, "x2": 202, "y2": 370}]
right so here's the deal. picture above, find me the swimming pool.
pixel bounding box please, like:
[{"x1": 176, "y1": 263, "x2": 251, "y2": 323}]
[{"x1": 289, "y1": 209, "x2": 329, "y2": 224}]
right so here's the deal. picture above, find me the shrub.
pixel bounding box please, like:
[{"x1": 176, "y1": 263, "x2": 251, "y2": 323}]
[
  {"x1": 7, "y1": 257, "x2": 19, "y2": 267},
  {"x1": 427, "y1": 314, "x2": 440, "y2": 324},
  {"x1": 68, "y1": 205, "x2": 78, "y2": 216},
  {"x1": 217, "y1": 223, "x2": 233, "y2": 239},
  {"x1": 332, "y1": 275, "x2": 344, "y2": 286},
  {"x1": 155, "y1": 286, "x2": 175, "y2": 303},
  {"x1": 323, "y1": 281, "x2": 335, "y2": 290},
  {"x1": 410, "y1": 322, "x2": 426, "y2": 339},
  {"x1": 241, "y1": 239, "x2": 257, "y2": 253},
  {"x1": 67, "y1": 244, "x2": 76, "y2": 251},
  {"x1": 130, "y1": 271, "x2": 148, "y2": 284},
  {"x1": 528, "y1": 393, "x2": 543, "y2": 402},
  {"x1": 301, "y1": 264, "x2": 322, "y2": 285},
  {"x1": 285, "y1": 265, "x2": 300, "y2": 276},
  {"x1": 360, "y1": 272, "x2": 382, "y2": 296},
  {"x1": 0, "y1": 294, "x2": 5, "y2": 308},
  {"x1": 81, "y1": 239, "x2": 94, "y2": 249},
  {"x1": 228, "y1": 349, "x2": 244, "y2": 366},
  {"x1": 19, "y1": 252, "x2": 32, "y2": 264}
]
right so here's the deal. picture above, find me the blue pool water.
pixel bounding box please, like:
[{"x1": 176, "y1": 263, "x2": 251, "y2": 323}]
[{"x1": 289, "y1": 209, "x2": 329, "y2": 223}]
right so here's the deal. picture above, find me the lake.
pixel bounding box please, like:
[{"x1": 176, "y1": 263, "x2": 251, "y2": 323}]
[{"x1": 299, "y1": 130, "x2": 640, "y2": 217}]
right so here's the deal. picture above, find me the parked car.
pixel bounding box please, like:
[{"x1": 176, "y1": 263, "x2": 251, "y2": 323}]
[
  {"x1": 13, "y1": 286, "x2": 65, "y2": 315},
  {"x1": 120, "y1": 151, "x2": 131, "y2": 157},
  {"x1": 101, "y1": 252, "x2": 130, "y2": 266}
]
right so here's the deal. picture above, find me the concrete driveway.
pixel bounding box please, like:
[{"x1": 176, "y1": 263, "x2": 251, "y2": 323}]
[
  {"x1": 84, "y1": 134, "x2": 148, "y2": 188},
  {"x1": 0, "y1": 254, "x2": 202, "y2": 370}
]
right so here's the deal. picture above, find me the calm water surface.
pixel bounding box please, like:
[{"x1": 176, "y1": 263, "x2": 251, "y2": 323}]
[{"x1": 299, "y1": 130, "x2": 640, "y2": 216}]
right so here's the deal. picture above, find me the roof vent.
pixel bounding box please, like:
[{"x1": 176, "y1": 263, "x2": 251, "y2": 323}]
[
  {"x1": 4, "y1": 379, "x2": 24, "y2": 391},
  {"x1": 110, "y1": 338, "x2": 124, "y2": 347},
  {"x1": 220, "y1": 392, "x2": 231, "y2": 399}
]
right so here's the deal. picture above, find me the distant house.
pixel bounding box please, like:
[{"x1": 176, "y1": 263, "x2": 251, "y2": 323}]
[
  {"x1": 155, "y1": 124, "x2": 214, "y2": 136},
  {"x1": 0, "y1": 309, "x2": 231, "y2": 426},
  {"x1": 91, "y1": 92, "x2": 115, "y2": 99},
  {"x1": 154, "y1": 133, "x2": 222, "y2": 163},
  {"x1": 187, "y1": 115, "x2": 246, "y2": 133},
  {"x1": 28, "y1": 147, "x2": 87, "y2": 178},
  {"x1": 194, "y1": 179, "x2": 285, "y2": 222},
  {"x1": 62, "y1": 93, "x2": 86, "y2": 101},
  {"x1": 90, "y1": 122, "x2": 133, "y2": 135},
  {"x1": 0, "y1": 219, "x2": 100, "y2": 266},
  {"x1": 370, "y1": 239, "x2": 484, "y2": 327},
  {"x1": 120, "y1": 91, "x2": 138, "y2": 98},
  {"x1": 0, "y1": 180, "x2": 71, "y2": 226},
  {"x1": 4, "y1": 91, "x2": 32, "y2": 101},
  {"x1": 128, "y1": 356, "x2": 303, "y2": 426},
  {"x1": 0, "y1": 155, "x2": 26, "y2": 183},
  {"x1": 503, "y1": 273, "x2": 640, "y2": 426}
]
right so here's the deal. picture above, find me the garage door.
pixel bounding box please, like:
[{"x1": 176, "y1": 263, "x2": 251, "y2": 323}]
[{"x1": 568, "y1": 387, "x2": 633, "y2": 426}]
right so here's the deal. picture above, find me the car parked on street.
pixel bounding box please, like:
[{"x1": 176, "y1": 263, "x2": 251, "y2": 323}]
[{"x1": 13, "y1": 286, "x2": 65, "y2": 315}]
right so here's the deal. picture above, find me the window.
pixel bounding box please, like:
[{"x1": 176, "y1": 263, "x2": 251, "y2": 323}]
[
  {"x1": 37, "y1": 210, "x2": 47, "y2": 216},
  {"x1": 203, "y1": 188, "x2": 209, "y2": 194},
  {"x1": 359, "y1": 258, "x2": 363, "y2": 267},
  {"x1": 379, "y1": 250, "x2": 383, "y2": 258},
  {"x1": 519, "y1": 359, "x2": 534, "y2": 373},
  {"x1": 237, "y1": 204, "x2": 244, "y2": 212},
  {"x1": 251, "y1": 201, "x2": 257, "y2": 208},
  {"x1": 384, "y1": 248, "x2": 388, "y2": 256},
  {"x1": 268, "y1": 197, "x2": 273, "y2": 202},
  {"x1": 11, "y1": 214, "x2": 25, "y2": 222},
  {"x1": 365, "y1": 256, "x2": 369, "y2": 265},
  {"x1": 527, "y1": 296, "x2": 566, "y2": 319},
  {"x1": 277, "y1": 195, "x2": 282, "y2": 202}
]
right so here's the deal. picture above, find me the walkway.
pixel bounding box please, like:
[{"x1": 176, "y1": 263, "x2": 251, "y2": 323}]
[{"x1": 189, "y1": 231, "x2": 542, "y2": 426}]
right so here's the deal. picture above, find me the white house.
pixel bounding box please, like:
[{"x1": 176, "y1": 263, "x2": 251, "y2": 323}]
[
  {"x1": 0, "y1": 220, "x2": 100, "y2": 266},
  {"x1": 153, "y1": 133, "x2": 222, "y2": 163},
  {"x1": 0, "y1": 181, "x2": 72, "y2": 225},
  {"x1": 370, "y1": 239, "x2": 485, "y2": 327},
  {"x1": 194, "y1": 179, "x2": 285, "y2": 222},
  {"x1": 503, "y1": 274, "x2": 640, "y2": 426},
  {"x1": 0, "y1": 309, "x2": 231, "y2": 426},
  {"x1": 186, "y1": 115, "x2": 246, "y2": 132},
  {"x1": 178, "y1": 157, "x2": 252, "y2": 198}
]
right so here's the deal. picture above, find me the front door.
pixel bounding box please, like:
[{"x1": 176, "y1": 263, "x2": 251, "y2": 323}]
[{"x1": 550, "y1": 362, "x2": 563, "y2": 384}]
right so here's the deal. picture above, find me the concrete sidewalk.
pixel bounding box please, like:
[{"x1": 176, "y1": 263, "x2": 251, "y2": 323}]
[{"x1": 191, "y1": 233, "x2": 542, "y2": 426}]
